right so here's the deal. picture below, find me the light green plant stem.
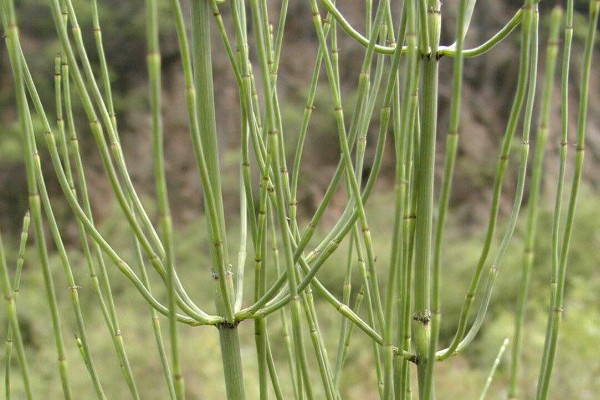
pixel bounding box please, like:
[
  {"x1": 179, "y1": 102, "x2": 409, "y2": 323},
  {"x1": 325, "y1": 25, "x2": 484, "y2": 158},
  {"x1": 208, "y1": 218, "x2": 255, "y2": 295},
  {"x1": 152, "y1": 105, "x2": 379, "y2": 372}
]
[
  {"x1": 393, "y1": 11, "x2": 420, "y2": 395},
  {"x1": 33, "y1": 146, "x2": 110, "y2": 400},
  {"x1": 508, "y1": 7, "x2": 561, "y2": 399},
  {"x1": 30, "y1": 125, "x2": 208, "y2": 324},
  {"x1": 413, "y1": 0, "x2": 441, "y2": 397},
  {"x1": 249, "y1": 46, "x2": 406, "y2": 321},
  {"x1": 3, "y1": 213, "x2": 30, "y2": 400},
  {"x1": 274, "y1": 9, "x2": 520, "y2": 251},
  {"x1": 268, "y1": 211, "x2": 301, "y2": 400},
  {"x1": 338, "y1": 12, "x2": 392, "y2": 399},
  {"x1": 436, "y1": 1, "x2": 534, "y2": 361},
  {"x1": 302, "y1": 0, "x2": 391, "y2": 346},
  {"x1": 398, "y1": 100, "x2": 420, "y2": 400},
  {"x1": 535, "y1": 0, "x2": 573, "y2": 392},
  {"x1": 265, "y1": 210, "x2": 286, "y2": 400},
  {"x1": 191, "y1": 0, "x2": 234, "y2": 323},
  {"x1": 353, "y1": 229, "x2": 384, "y2": 398},
  {"x1": 218, "y1": 325, "x2": 247, "y2": 400},
  {"x1": 61, "y1": 0, "x2": 164, "y2": 256},
  {"x1": 314, "y1": 0, "x2": 388, "y2": 337},
  {"x1": 261, "y1": 17, "x2": 386, "y2": 312},
  {"x1": 445, "y1": 4, "x2": 538, "y2": 357},
  {"x1": 301, "y1": 286, "x2": 337, "y2": 400},
  {"x1": 254, "y1": 198, "x2": 269, "y2": 400},
  {"x1": 383, "y1": 2, "x2": 411, "y2": 399},
  {"x1": 235, "y1": 171, "x2": 248, "y2": 312},
  {"x1": 90, "y1": 0, "x2": 116, "y2": 129},
  {"x1": 53, "y1": 54, "x2": 137, "y2": 400},
  {"x1": 424, "y1": 0, "x2": 468, "y2": 395},
  {"x1": 264, "y1": 337, "x2": 285, "y2": 400},
  {"x1": 437, "y1": 8, "x2": 523, "y2": 58},
  {"x1": 84, "y1": 10, "x2": 144, "y2": 391},
  {"x1": 337, "y1": 271, "x2": 367, "y2": 386},
  {"x1": 322, "y1": 0, "x2": 522, "y2": 58},
  {"x1": 1, "y1": 2, "x2": 72, "y2": 396},
  {"x1": 479, "y1": 338, "x2": 509, "y2": 400},
  {"x1": 243, "y1": 0, "x2": 412, "y2": 354},
  {"x1": 242, "y1": 0, "x2": 298, "y2": 398},
  {"x1": 333, "y1": 232, "x2": 355, "y2": 386},
  {"x1": 0, "y1": 227, "x2": 34, "y2": 400},
  {"x1": 148, "y1": 0, "x2": 185, "y2": 397},
  {"x1": 16, "y1": 35, "x2": 211, "y2": 325},
  {"x1": 133, "y1": 237, "x2": 177, "y2": 400},
  {"x1": 42, "y1": 0, "x2": 210, "y2": 322},
  {"x1": 535, "y1": 2, "x2": 600, "y2": 399},
  {"x1": 61, "y1": 51, "x2": 157, "y2": 400},
  {"x1": 256, "y1": 19, "x2": 316, "y2": 400},
  {"x1": 319, "y1": 0, "x2": 396, "y2": 54},
  {"x1": 458, "y1": 0, "x2": 477, "y2": 41}
]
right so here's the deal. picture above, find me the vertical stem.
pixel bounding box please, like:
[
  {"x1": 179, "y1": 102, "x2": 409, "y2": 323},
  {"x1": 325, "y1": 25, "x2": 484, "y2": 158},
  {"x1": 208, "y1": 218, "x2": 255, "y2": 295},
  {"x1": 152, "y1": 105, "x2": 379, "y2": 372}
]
[
  {"x1": 191, "y1": 3, "x2": 246, "y2": 400},
  {"x1": 191, "y1": 0, "x2": 234, "y2": 322},
  {"x1": 0, "y1": 2, "x2": 73, "y2": 397},
  {"x1": 414, "y1": 0, "x2": 440, "y2": 398},
  {"x1": 218, "y1": 326, "x2": 247, "y2": 400},
  {"x1": 535, "y1": 2, "x2": 599, "y2": 399},
  {"x1": 508, "y1": 7, "x2": 561, "y2": 399},
  {"x1": 2, "y1": 213, "x2": 30, "y2": 400}
]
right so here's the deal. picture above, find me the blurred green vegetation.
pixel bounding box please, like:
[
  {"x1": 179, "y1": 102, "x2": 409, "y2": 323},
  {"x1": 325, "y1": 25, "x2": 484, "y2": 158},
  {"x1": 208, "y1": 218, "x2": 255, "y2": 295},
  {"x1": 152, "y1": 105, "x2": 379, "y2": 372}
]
[{"x1": 1, "y1": 186, "x2": 599, "y2": 399}]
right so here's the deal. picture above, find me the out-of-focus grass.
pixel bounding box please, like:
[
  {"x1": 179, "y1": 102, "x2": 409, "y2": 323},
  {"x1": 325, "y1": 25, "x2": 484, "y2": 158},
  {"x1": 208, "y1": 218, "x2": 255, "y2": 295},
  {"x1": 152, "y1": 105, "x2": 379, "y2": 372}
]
[{"x1": 2, "y1": 187, "x2": 599, "y2": 399}]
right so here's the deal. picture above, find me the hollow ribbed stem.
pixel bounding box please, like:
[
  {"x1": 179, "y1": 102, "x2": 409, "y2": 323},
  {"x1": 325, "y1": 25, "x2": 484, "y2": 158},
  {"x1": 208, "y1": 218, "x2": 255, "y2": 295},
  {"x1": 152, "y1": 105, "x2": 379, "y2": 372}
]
[
  {"x1": 437, "y1": 9, "x2": 523, "y2": 58},
  {"x1": 535, "y1": 0, "x2": 573, "y2": 393},
  {"x1": 445, "y1": 4, "x2": 538, "y2": 357},
  {"x1": 535, "y1": 2, "x2": 600, "y2": 399},
  {"x1": 133, "y1": 235, "x2": 176, "y2": 400},
  {"x1": 61, "y1": 0, "x2": 164, "y2": 256},
  {"x1": 413, "y1": 0, "x2": 441, "y2": 397},
  {"x1": 437, "y1": 1, "x2": 534, "y2": 361},
  {"x1": 479, "y1": 338, "x2": 509, "y2": 400},
  {"x1": 1, "y1": 3, "x2": 73, "y2": 396},
  {"x1": 2, "y1": 213, "x2": 30, "y2": 400},
  {"x1": 41, "y1": 0, "x2": 210, "y2": 321},
  {"x1": 508, "y1": 7, "x2": 561, "y2": 399},
  {"x1": 18, "y1": 40, "x2": 211, "y2": 325},
  {"x1": 0, "y1": 228, "x2": 33, "y2": 400},
  {"x1": 53, "y1": 50, "x2": 139, "y2": 400},
  {"x1": 148, "y1": 0, "x2": 184, "y2": 397},
  {"x1": 425, "y1": 0, "x2": 468, "y2": 395},
  {"x1": 192, "y1": 0, "x2": 234, "y2": 323}
]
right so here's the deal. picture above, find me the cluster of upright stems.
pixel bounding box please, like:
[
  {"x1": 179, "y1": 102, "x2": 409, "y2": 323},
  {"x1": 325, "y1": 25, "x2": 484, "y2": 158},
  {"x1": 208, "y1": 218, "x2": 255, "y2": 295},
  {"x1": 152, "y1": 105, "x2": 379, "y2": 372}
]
[{"x1": 0, "y1": 0, "x2": 598, "y2": 398}]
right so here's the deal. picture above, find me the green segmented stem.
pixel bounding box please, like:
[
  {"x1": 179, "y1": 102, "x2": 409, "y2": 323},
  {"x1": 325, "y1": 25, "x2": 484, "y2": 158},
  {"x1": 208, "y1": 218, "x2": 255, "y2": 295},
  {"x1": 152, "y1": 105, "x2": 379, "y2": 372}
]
[
  {"x1": 133, "y1": 235, "x2": 177, "y2": 400},
  {"x1": 54, "y1": 52, "x2": 139, "y2": 400},
  {"x1": 424, "y1": 0, "x2": 468, "y2": 395},
  {"x1": 147, "y1": 0, "x2": 185, "y2": 397},
  {"x1": 535, "y1": 2, "x2": 600, "y2": 399},
  {"x1": 1, "y1": 0, "x2": 593, "y2": 398},
  {"x1": 41, "y1": 0, "x2": 212, "y2": 322},
  {"x1": 444, "y1": 4, "x2": 539, "y2": 359},
  {"x1": 3, "y1": 213, "x2": 30, "y2": 400},
  {"x1": 479, "y1": 338, "x2": 509, "y2": 400},
  {"x1": 62, "y1": 0, "x2": 164, "y2": 257},
  {"x1": 1, "y1": 3, "x2": 73, "y2": 396},
  {"x1": 0, "y1": 227, "x2": 33, "y2": 400},
  {"x1": 437, "y1": 0, "x2": 535, "y2": 361},
  {"x1": 535, "y1": 0, "x2": 573, "y2": 393},
  {"x1": 18, "y1": 42, "x2": 214, "y2": 325},
  {"x1": 413, "y1": 0, "x2": 442, "y2": 397},
  {"x1": 508, "y1": 7, "x2": 561, "y2": 399}
]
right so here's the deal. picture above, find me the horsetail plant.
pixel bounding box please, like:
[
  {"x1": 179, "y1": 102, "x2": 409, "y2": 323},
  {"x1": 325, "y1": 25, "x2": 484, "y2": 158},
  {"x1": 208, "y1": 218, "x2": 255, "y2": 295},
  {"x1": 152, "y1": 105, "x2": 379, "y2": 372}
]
[{"x1": 1, "y1": 0, "x2": 599, "y2": 399}]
